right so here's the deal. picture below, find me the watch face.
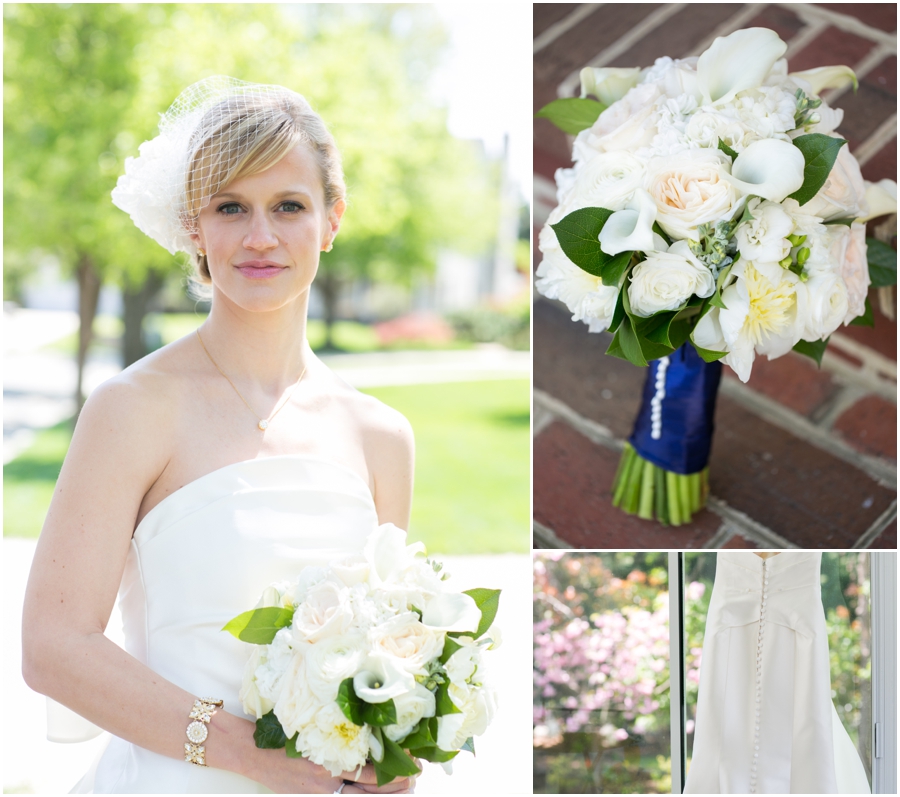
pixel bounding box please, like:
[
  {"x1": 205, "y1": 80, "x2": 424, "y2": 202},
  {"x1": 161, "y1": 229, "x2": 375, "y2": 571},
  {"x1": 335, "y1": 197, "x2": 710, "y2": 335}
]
[{"x1": 186, "y1": 720, "x2": 209, "y2": 744}]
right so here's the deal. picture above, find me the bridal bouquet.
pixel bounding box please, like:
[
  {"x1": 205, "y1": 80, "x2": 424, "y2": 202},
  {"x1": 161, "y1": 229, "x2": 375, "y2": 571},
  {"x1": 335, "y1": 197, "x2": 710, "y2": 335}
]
[
  {"x1": 223, "y1": 525, "x2": 500, "y2": 785},
  {"x1": 536, "y1": 27, "x2": 897, "y2": 525}
]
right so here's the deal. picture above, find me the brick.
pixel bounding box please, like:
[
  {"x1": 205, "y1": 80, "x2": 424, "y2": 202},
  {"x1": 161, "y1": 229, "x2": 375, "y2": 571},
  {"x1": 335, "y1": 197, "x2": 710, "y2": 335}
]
[
  {"x1": 787, "y1": 26, "x2": 875, "y2": 73},
  {"x1": 833, "y1": 57, "x2": 897, "y2": 152},
  {"x1": 865, "y1": 55, "x2": 897, "y2": 96},
  {"x1": 534, "y1": 82, "x2": 573, "y2": 167},
  {"x1": 723, "y1": 534, "x2": 762, "y2": 549},
  {"x1": 814, "y1": 4, "x2": 897, "y2": 33},
  {"x1": 722, "y1": 351, "x2": 840, "y2": 419},
  {"x1": 744, "y1": 6, "x2": 806, "y2": 44},
  {"x1": 534, "y1": 145, "x2": 571, "y2": 183},
  {"x1": 534, "y1": 4, "x2": 580, "y2": 38},
  {"x1": 832, "y1": 394, "x2": 898, "y2": 458},
  {"x1": 838, "y1": 288, "x2": 898, "y2": 362},
  {"x1": 605, "y1": 3, "x2": 739, "y2": 66},
  {"x1": 861, "y1": 137, "x2": 897, "y2": 184},
  {"x1": 710, "y1": 399, "x2": 896, "y2": 546},
  {"x1": 533, "y1": 421, "x2": 721, "y2": 548},
  {"x1": 868, "y1": 519, "x2": 897, "y2": 548}
]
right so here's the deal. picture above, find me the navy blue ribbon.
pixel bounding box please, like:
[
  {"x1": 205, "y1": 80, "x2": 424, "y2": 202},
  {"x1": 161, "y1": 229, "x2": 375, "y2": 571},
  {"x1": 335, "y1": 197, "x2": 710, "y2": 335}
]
[{"x1": 629, "y1": 345, "x2": 722, "y2": 475}]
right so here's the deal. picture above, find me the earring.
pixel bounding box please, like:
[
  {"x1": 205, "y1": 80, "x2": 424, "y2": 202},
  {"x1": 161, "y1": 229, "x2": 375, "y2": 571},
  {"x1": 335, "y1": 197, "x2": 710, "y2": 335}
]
[
  {"x1": 324, "y1": 242, "x2": 333, "y2": 253},
  {"x1": 197, "y1": 247, "x2": 206, "y2": 257}
]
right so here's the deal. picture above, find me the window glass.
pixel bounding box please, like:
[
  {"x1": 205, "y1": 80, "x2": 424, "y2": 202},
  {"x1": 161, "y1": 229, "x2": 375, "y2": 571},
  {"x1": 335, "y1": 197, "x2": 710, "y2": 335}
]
[{"x1": 533, "y1": 553, "x2": 671, "y2": 794}]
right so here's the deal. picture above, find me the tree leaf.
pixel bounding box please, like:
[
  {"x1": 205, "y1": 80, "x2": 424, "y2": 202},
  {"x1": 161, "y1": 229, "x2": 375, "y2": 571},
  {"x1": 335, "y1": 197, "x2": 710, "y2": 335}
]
[
  {"x1": 253, "y1": 710, "x2": 288, "y2": 749},
  {"x1": 606, "y1": 328, "x2": 626, "y2": 360},
  {"x1": 284, "y1": 734, "x2": 304, "y2": 758},
  {"x1": 717, "y1": 138, "x2": 738, "y2": 160},
  {"x1": 337, "y1": 678, "x2": 366, "y2": 726},
  {"x1": 793, "y1": 337, "x2": 829, "y2": 367},
  {"x1": 439, "y1": 636, "x2": 463, "y2": 665},
  {"x1": 599, "y1": 250, "x2": 634, "y2": 287},
  {"x1": 788, "y1": 135, "x2": 847, "y2": 206},
  {"x1": 550, "y1": 207, "x2": 615, "y2": 278},
  {"x1": 361, "y1": 699, "x2": 398, "y2": 728},
  {"x1": 409, "y1": 745, "x2": 459, "y2": 763},
  {"x1": 617, "y1": 315, "x2": 649, "y2": 367},
  {"x1": 690, "y1": 341, "x2": 728, "y2": 363},
  {"x1": 823, "y1": 217, "x2": 855, "y2": 227},
  {"x1": 222, "y1": 606, "x2": 294, "y2": 645},
  {"x1": 462, "y1": 588, "x2": 501, "y2": 639},
  {"x1": 849, "y1": 297, "x2": 874, "y2": 327},
  {"x1": 435, "y1": 681, "x2": 462, "y2": 716},
  {"x1": 374, "y1": 736, "x2": 422, "y2": 786},
  {"x1": 867, "y1": 236, "x2": 897, "y2": 287},
  {"x1": 399, "y1": 717, "x2": 436, "y2": 750},
  {"x1": 535, "y1": 97, "x2": 606, "y2": 135},
  {"x1": 608, "y1": 289, "x2": 626, "y2": 333}
]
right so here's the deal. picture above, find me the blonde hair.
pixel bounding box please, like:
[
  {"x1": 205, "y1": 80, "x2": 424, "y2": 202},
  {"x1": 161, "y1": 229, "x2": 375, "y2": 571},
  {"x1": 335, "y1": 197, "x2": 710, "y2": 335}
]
[{"x1": 182, "y1": 90, "x2": 345, "y2": 283}]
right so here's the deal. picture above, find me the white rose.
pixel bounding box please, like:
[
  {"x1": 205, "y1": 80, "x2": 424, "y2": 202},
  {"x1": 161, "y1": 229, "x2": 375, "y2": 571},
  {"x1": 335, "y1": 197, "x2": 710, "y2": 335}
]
[
  {"x1": 585, "y1": 82, "x2": 662, "y2": 154},
  {"x1": 803, "y1": 143, "x2": 868, "y2": 221},
  {"x1": 369, "y1": 612, "x2": 444, "y2": 674},
  {"x1": 627, "y1": 241, "x2": 715, "y2": 317},
  {"x1": 734, "y1": 198, "x2": 793, "y2": 265},
  {"x1": 383, "y1": 683, "x2": 436, "y2": 742},
  {"x1": 436, "y1": 682, "x2": 498, "y2": 752},
  {"x1": 274, "y1": 651, "x2": 326, "y2": 738},
  {"x1": 644, "y1": 149, "x2": 738, "y2": 240},
  {"x1": 562, "y1": 151, "x2": 645, "y2": 213},
  {"x1": 802, "y1": 271, "x2": 849, "y2": 341},
  {"x1": 295, "y1": 702, "x2": 371, "y2": 777},
  {"x1": 292, "y1": 579, "x2": 354, "y2": 643},
  {"x1": 305, "y1": 632, "x2": 367, "y2": 703}
]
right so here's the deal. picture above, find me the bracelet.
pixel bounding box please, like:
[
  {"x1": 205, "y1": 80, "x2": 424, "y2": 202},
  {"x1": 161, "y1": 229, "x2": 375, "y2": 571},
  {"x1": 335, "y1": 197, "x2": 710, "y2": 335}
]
[{"x1": 184, "y1": 697, "x2": 224, "y2": 767}]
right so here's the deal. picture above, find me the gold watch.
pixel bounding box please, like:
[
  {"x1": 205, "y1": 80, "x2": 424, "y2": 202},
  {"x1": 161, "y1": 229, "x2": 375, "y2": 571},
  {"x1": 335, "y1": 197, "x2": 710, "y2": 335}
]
[{"x1": 184, "y1": 697, "x2": 223, "y2": 766}]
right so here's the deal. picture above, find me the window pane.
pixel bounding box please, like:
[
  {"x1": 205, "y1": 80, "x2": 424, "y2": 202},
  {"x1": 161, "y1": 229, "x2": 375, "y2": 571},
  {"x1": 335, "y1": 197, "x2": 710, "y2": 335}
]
[{"x1": 533, "y1": 552, "x2": 672, "y2": 794}]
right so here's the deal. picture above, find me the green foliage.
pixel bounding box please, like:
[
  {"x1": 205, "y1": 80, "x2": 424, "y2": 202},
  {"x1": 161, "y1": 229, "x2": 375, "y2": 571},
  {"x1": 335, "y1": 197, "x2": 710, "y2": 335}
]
[
  {"x1": 336, "y1": 679, "x2": 398, "y2": 727},
  {"x1": 866, "y1": 237, "x2": 897, "y2": 288},
  {"x1": 535, "y1": 98, "x2": 606, "y2": 135},
  {"x1": 375, "y1": 735, "x2": 422, "y2": 786},
  {"x1": 849, "y1": 298, "x2": 874, "y2": 328},
  {"x1": 446, "y1": 301, "x2": 529, "y2": 350},
  {"x1": 793, "y1": 337, "x2": 829, "y2": 367},
  {"x1": 254, "y1": 710, "x2": 288, "y2": 749},
  {"x1": 221, "y1": 607, "x2": 294, "y2": 644},
  {"x1": 788, "y1": 134, "x2": 848, "y2": 207},
  {"x1": 550, "y1": 208, "x2": 632, "y2": 283},
  {"x1": 716, "y1": 138, "x2": 738, "y2": 160},
  {"x1": 460, "y1": 587, "x2": 501, "y2": 639}
]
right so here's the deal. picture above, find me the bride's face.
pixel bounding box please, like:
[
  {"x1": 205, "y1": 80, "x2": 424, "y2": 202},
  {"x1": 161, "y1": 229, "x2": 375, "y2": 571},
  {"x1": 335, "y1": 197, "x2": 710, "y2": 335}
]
[{"x1": 193, "y1": 143, "x2": 344, "y2": 313}]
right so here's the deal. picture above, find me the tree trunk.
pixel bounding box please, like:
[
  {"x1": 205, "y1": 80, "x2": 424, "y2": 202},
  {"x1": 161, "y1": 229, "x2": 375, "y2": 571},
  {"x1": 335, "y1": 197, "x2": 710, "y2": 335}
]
[
  {"x1": 75, "y1": 254, "x2": 102, "y2": 414},
  {"x1": 122, "y1": 271, "x2": 164, "y2": 368},
  {"x1": 318, "y1": 270, "x2": 341, "y2": 350}
]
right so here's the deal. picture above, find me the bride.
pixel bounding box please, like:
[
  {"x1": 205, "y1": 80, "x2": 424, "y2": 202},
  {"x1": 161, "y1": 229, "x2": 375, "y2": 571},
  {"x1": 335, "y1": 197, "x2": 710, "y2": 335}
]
[{"x1": 21, "y1": 77, "x2": 416, "y2": 794}]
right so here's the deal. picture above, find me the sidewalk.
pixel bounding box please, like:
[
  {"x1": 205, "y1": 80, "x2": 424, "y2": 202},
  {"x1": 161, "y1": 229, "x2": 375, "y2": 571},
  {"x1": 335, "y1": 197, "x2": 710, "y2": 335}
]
[
  {"x1": 4, "y1": 539, "x2": 532, "y2": 794},
  {"x1": 533, "y1": 4, "x2": 897, "y2": 549}
]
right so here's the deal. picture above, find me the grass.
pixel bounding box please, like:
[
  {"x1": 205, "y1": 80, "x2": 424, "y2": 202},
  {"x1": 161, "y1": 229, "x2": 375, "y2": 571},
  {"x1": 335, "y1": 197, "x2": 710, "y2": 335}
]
[
  {"x1": 4, "y1": 380, "x2": 530, "y2": 554},
  {"x1": 363, "y1": 380, "x2": 530, "y2": 554}
]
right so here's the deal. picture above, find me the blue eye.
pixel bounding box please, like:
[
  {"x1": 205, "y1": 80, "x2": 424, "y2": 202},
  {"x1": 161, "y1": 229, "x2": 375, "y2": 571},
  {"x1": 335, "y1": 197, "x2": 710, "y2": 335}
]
[
  {"x1": 280, "y1": 201, "x2": 304, "y2": 212},
  {"x1": 217, "y1": 203, "x2": 242, "y2": 215}
]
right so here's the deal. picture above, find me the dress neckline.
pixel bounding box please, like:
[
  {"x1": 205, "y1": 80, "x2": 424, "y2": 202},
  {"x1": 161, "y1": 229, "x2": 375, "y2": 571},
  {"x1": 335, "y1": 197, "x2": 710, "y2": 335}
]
[{"x1": 134, "y1": 454, "x2": 374, "y2": 537}]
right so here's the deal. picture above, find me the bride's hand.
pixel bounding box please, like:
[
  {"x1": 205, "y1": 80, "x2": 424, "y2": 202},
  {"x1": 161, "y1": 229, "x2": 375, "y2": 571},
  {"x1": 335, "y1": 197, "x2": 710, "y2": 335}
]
[{"x1": 340, "y1": 761, "x2": 419, "y2": 793}]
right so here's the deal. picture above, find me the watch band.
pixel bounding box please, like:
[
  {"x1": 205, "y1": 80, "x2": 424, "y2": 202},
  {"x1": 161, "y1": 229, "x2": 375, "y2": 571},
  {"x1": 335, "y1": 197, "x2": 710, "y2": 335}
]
[{"x1": 184, "y1": 697, "x2": 224, "y2": 766}]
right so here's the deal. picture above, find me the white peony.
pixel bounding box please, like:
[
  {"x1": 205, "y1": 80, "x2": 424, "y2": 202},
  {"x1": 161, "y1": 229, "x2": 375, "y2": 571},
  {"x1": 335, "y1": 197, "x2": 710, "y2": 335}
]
[
  {"x1": 734, "y1": 198, "x2": 793, "y2": 267},
  {"x1": 294, "y1": 702, "x2": 371, "y2": 777},
  {"x1": 274, "y1": 652, "x2": 327, "y2": 738},
  {"x1": 803, "y1": 143, "x2": 868, "y2": 221},
  {"x1": 627, "y1": 241, "x2": 716, "y2": 317},
  {"x1": 291, "y1": 566, "x2": 328, "y2": 604},
  {"x1": 383, "y1": 683, "x2": 436, "y2": 742},
  {"x1": 292, "y1": 579, "x2": 354, "y2": 643},
  {"x1": 802, "y1": 271, "x2": 849, "y2": 341},
  {"x1": 644, "y1": 149, "x2": 739, "y2": 240},
  {"x1": 304, "y1": 632, "x2": 367, "y2": 703},
  {"x1": 369, "y1": 611, "x2": 444, "y2": 674}
]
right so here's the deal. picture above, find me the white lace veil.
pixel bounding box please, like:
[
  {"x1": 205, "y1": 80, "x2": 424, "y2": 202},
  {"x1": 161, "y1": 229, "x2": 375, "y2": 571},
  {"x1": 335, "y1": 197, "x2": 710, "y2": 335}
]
[{"x1": 111, "y1": 76, "x2": 318, "y2": 257}]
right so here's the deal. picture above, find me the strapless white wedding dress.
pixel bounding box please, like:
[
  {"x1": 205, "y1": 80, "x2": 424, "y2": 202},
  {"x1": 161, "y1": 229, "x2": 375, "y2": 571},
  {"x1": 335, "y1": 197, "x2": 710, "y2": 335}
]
[
  {"x1": 72, "y1": 456, "x2": 377, "y2": 794},
  {"x1": 684, "y1": 552, "x2": 870, "y2": 794}
]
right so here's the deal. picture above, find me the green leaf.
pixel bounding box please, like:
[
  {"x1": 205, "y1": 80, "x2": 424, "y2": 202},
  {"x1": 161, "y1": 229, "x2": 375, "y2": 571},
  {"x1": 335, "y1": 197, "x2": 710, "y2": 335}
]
[
  {"x1": 462, "y1": 588, "x2": 501, "y2": 640},
  {"x1": 867, "y1": 237, "x2": 897, "y2": 287},
  {"x1": 652, "y1": 222, "x2": 672, "y2": 246},
  {"x1": 550, "y1": 207, "x2": 614, "y2": 278},
  {"x1": 284, "y1": 734, "x2": 304, "y2": 758},
  {"x1": 850, "y1": 297, "x2": 874, "y2": 327},
  {"x1": 222, "y1": 606, "x2": 294, "y2": 645},
  {"x1": 639, "y1": 310, "x2": 680, "y2": 347},
  {"x1": 440, "y1": 636, "x2": 463, "y2": 665},
  {"x1": 374, "y1": 736, "x2": 422, "y2": 786},
  {"x1": 717, "y1": 138, "x2": 738, "y2": 160},
  {"x1": 399, "y1": 717, "x2": 436, "y2": 750},
  {"x1": 461, "y1": 737, "x2": 476, "y2": 755},
  {"x1": 253, "y1": 710, "x2": 288, "y2": 749},
  {"x1": 690, "y1": 341, "x2": 728, "y2": 363},
  {"x1": 535, "y1": 97, "x2": 606, "y2": 135},
  {"x1": 409, "y1": 745, "x2": 459, "y2": 763},
  {"x1": 823, "y1": 217, "x2": 855, "y2": 227},
  {"x1": 599, "y1": 250, "x2": 634, "y2": 287},
  {"x1": 788, "y1": 134, "x2": 847, "y2": 206},
  {"x1": 617, "y1": 315, "x2": 649, "y2": 367},
  {"x1": 608, "y1": 289, "x2": 626, "y2": 333},
  {"x1": 793, "y1": 337, "x2": 829, "y2": 367},
  {"x1": 361, "y1": 699, "x2": 398, "y2": 728},
  {"x1": 337, "y1": 678, "x2": 366, "y2": 726},
  {"x1": 606, "y1": 328, "x2": 626, "y2": 360},
  {"x1": 435, "y1": 681, "x2": 462, "y2": 716}
]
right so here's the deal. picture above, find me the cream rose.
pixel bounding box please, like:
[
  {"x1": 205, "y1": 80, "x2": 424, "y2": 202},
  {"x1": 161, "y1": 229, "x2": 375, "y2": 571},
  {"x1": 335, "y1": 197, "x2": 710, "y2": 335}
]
[
  {"x1": 644, "y1": 149, "x2": 738, "y2": 240},
  {"x1": 839, "y1": 222, "x2": 869, "y2": 324},
  {"x1": 369, "y1": 611, "x2": 444, "y2": 674},
  {"x1": 627, "y1": 241, "x2": 715, "y2": 317},
  {"x1": 292, "y1": 579, "x2": 353, "y2": 643}
]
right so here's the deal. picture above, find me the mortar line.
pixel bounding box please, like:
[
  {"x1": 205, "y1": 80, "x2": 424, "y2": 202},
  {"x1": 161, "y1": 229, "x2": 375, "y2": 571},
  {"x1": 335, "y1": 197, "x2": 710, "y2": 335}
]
[
  {"x1": 852, "y1": 501, "x2": 898, "y2": 549},
  {"x1": 705, "y1": 498, "x2": 797, "y2": 548},
  {"x1": 821, "y1": 42, "x2": 896, "y2": 106},
  {"x1": 532, "y1": 519, "x2": 576, "y2": 550},
  {"x1": 687, "y1": 4, "x2": 773, "y2": 58},
  {"x1": 854, "y1": 114, "x2": 899, "y2": 168},
  {"x1": 534, "y1": 4, "x2": 605, "y2": 55},
  {"x1": 783, "y1": 3, "x2": 899, "y2": 48},
  {"x1": 703, "y1": 524, "x2": 737, "y2": 549}
]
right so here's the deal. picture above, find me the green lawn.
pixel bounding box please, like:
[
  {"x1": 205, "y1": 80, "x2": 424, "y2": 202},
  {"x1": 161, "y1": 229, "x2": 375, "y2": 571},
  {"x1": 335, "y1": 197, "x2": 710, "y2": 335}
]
[{"x1": 4, "y1": 380, "x2": 530, "y2": 554}]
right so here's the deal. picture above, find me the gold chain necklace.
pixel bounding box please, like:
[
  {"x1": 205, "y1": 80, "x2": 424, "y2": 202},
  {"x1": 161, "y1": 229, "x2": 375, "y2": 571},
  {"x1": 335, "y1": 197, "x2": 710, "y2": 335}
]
[{"x1": 196, "y1": 329, "x2": 307, "y2": 431}]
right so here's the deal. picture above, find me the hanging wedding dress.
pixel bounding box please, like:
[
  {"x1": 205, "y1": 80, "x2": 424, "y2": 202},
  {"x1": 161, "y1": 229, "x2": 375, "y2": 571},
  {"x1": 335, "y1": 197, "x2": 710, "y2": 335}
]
[
  {"x1": 684, "y1": 551, "x2": 871, "y2": 795},
  {"x1": 71, "y1": 456, "x2": 377, "y2": 793}
]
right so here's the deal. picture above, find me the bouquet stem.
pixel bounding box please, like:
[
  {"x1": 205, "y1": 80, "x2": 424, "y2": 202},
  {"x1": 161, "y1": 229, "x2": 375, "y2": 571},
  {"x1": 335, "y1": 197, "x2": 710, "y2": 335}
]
[{"x1": 612, "y1": 443, "x2": 709, "y2": 526}]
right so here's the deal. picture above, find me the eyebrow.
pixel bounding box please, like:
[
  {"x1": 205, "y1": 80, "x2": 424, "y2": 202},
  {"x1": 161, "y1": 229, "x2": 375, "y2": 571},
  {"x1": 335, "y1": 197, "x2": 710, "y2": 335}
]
[{"x1": 213, "y1": 189, "x2": 313, "y2": 200}]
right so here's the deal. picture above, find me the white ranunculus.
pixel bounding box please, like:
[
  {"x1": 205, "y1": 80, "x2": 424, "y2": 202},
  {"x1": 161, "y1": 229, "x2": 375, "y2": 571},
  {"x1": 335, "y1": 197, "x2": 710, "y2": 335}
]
[
  {"x1": 586, "y1": 82, "x2": 662, "y2": 154},
  {"x1": 726, "y1": 138, "x2": 805, "y2": 202},
  {"x1": 363, "y1": 523, "x2": 425, "y2": 586},
  {"x1": 802, "y1": 271, "x2": 849, "y2": 341},
  {"x1": 383, "y1": 683, "x2": 436, "y2": 742},
  {"x1": 295, "y1": 702, "x2": 371, "y2": 777},
  {"x1": 369, "y1": 611, "x2": 444, "y2": 674},
  {"x1": 353, "y1": 654, "x2": 415, "y2": 704},
  {"x1": 598, "y1": 188, "x2": 661, "y2": 255},
  {"x1": 803, "y1": 143, "x2": 868, "y2": 221},
  {"x1": 790, "y1": 65, "x2": 857, "y2": 95},
  {"x1": 734, "y1": 198, "x2": 793, "y2": 267},
  {"x1": 535, "y1": 236, "x2": 620, "y2": 333},
  {"x1": 421, "y1": 592, "x2": 480, "y2": 633},
  {"x1": 627, "y1": 241, "x2": 715, "y2": 317},
  {"x1": 274, "y1": 652, "x2": 326, "y2": 738},
  {"x1": 563, "y1": 151, "x2": 645, "y2": 213},
  {"x1": 436, "y1": 682, "x2": 498, "y2": 752},
  {"x1": 644, "y1": 149, "x2": 739, "y2": 240},
  {"x1": 696, "y1": 28, "x2": 787, "y2": 105},
  {"x1": 292, "y1": 579, "x2": 354, "y2": 643},
  {"x1": 580, "y1": 67, "x2": 642, "y2": 105},
  {"x1": 305, "y1": 632, "x2": 367, "y2": 703}
]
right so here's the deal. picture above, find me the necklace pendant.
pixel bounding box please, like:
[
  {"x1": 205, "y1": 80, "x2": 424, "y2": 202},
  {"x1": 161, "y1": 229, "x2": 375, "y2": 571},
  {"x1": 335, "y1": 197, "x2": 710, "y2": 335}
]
[{"x1": 258, "y1": 419, "x2": 269, "y2": 431}]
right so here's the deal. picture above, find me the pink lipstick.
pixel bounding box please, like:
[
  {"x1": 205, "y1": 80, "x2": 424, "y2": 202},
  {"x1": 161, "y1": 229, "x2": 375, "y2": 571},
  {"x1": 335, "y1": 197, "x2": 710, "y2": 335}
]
[{"x1": 235, "y1": 260, "x2": 286, "y2": 279}]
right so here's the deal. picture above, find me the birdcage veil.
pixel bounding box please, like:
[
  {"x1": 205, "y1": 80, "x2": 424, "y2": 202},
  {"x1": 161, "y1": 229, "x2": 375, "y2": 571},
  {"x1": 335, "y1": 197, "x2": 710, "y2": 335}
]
[{"x1": 111, "y1": 76, "x2": 333, "y2": 257}]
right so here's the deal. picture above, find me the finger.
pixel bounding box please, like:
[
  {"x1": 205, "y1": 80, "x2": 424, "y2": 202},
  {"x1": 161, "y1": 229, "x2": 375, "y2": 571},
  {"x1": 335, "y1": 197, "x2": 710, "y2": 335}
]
[
  {"x1": 341, "y1": 764, "x2": 378, "y2": 784},
  {"x1": 354, "y1": 780, "x2": 411, "y2": 794}
]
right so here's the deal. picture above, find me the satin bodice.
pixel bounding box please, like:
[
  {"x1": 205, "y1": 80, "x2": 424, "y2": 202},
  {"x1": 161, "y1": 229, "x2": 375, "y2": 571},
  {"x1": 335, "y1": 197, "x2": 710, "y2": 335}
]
[{"x1": 80, "y1": 456, "x2": 378, "y2": 793}]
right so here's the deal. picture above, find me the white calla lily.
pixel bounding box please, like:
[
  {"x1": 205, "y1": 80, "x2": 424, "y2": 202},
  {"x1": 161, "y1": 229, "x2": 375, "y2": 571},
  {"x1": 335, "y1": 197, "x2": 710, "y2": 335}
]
[
  {"x1": 363, "y1": 524, "x2": 425, "y2": 584},
  {"x1": 858, "y1": 178, "x2": 897, "y2": 223},
  {"x1": 726, "y1": 139, "x2": 805, "y2": 202},
  {"x1": 790, "y1": 65, "x2": 857, "y2": 95},
  {"x1": 353, "y1": 655, "x2": 414, "y2": 704},
  {"x1": 580, "y1": 67, "x2": 642, "y2": 105},
  {"x1": 697, "y1": 27, "x2": 787, "y2": 105},
  {"x1": 422, "y1": 592, "x2": 481, "y2": 633},
  {"x1": 598, "y1": 188, "x2": 660, "y2": 255}
]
